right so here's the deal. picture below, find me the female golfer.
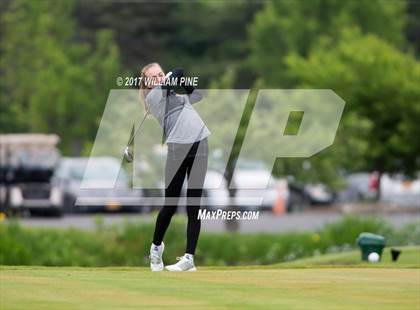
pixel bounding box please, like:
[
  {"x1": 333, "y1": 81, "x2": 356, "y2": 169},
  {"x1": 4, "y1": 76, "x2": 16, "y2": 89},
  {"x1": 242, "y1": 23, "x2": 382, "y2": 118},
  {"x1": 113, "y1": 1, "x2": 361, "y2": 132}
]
[{"x1": 139, "y1": 63, "x2": 210, "y2": 272}]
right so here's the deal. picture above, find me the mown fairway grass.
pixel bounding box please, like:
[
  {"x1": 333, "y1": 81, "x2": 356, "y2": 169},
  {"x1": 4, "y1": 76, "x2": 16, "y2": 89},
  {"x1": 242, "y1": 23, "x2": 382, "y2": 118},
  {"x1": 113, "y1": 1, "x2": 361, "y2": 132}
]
[{"x1": 1, "y1": 247, "x2": 419, "y2": 310}]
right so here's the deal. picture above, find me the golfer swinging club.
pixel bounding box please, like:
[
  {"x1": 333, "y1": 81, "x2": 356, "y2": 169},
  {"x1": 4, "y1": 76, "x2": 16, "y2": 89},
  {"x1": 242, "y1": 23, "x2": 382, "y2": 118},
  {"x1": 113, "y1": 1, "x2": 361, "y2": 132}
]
[{"x1": 138, "y1": 63, "x2": 210, "y2": 271}]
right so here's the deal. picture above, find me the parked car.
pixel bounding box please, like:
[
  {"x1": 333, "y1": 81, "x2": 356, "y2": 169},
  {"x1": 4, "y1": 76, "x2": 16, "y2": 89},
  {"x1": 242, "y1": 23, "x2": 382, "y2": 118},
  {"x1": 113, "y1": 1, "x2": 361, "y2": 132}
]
[
  {"x1": 338, "y1": 172, "x2": 378, "y2": 202},
  {"x1": 53, "y1": 157, "x2": 142, "y2": 213},
  {"x1": 380, "y1": 173, "x2": 420, "y2": 207},
  {"x1": 304, "y1": 183, "x2": 335, "y2": 205},
  {"x1": 204, "y1": 158, "x2": 335, "y2": 212},
  {"x1": 0, "y1": 134, "x2": 62, "y2": 216},
  {"x1": 284, "y1": 177, "x2": 311, "y2": 212},
  {"x1": 232, "y1": 162, "x2": 278, "y2": 211},
  {"x1": 231, "y1": 160, "x2": 310, "y2": 212},
  {"x1": 203, "y1": 169, "x2": 230, "y2": 210},
  {"x1": 177, "y1": 169, "x2": 230, "y2": 211}
]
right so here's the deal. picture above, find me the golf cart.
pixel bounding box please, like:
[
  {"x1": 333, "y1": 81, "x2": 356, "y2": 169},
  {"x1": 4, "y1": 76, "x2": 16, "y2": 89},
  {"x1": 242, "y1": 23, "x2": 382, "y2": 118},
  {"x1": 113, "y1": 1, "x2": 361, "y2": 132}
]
[{"x1": 0, "y1": 134, "x2": 62, "y2": 216}]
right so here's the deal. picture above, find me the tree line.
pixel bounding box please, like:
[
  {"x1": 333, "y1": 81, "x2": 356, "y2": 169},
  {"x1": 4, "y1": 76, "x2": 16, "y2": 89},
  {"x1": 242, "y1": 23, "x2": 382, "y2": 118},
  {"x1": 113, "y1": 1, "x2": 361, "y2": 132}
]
[{"x1": 1, "y1": 0, "x2": 419, "y2": 187}]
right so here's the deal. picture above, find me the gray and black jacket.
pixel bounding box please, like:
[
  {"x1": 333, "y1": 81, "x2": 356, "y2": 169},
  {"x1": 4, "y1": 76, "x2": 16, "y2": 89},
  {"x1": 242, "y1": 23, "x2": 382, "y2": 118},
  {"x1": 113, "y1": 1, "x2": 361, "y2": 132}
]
[{"x1": 145, "y1": 68, "x2": 211, "y2": 145}]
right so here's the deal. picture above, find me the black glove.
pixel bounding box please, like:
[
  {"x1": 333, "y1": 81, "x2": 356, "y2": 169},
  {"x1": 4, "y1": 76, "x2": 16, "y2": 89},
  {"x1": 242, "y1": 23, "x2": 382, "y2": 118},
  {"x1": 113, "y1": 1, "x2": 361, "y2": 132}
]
[
  {"x1": 166, "y1": 68, "x2": 196, "y2": 94},
  {"x1": 162, "y1": 68, "x2": 183, "y2": 91},
  {"x1": 170, "y1": 68, "x2": 184, "y2": 81}
]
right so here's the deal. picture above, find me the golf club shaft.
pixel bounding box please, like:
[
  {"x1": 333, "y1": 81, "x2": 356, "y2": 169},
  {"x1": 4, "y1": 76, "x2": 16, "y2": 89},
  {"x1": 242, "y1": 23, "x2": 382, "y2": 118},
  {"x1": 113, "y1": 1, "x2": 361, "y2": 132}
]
[
  {"x1": 127, "y1": 111, "x2": 149, "y2": 146},
  {"x1": 127, "y1": 72, "x2": 170, "y2": 147}
]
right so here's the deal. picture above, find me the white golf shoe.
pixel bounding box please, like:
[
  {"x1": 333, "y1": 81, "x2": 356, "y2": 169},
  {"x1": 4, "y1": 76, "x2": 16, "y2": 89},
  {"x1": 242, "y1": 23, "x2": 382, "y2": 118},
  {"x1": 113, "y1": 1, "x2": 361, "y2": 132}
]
[
  {"x1": 149, "y1": 242, "x2": 165, "y2": 271},
  {"x1": 165, "y1": 254, "x2": 197, "y2": 272}
]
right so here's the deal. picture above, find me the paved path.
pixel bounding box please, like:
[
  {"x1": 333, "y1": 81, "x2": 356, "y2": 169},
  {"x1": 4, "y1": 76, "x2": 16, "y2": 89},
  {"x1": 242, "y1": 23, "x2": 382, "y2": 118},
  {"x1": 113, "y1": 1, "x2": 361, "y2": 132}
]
[{"x1": 4, "y1": 207, "x2": 418, "y2": 233}]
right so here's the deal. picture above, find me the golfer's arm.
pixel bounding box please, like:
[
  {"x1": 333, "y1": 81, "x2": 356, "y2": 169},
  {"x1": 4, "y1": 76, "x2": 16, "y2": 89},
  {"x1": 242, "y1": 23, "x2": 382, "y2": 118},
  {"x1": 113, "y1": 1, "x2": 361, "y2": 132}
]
[
  {"x1": 145, "y1": 86, "x2": 169, "y2": 128},
  {"x1": 167, "y1": 67, "x2": 202, "y2": 103},
  {"x1": 146, "y1": 86, "x2": 166, "y2": 106},
  {"x1": 187, "y1": 89, "x2": 202, "y2": 104},
  {"x1": 173, "y1": 69, "x2": 202, "y2": 104}
]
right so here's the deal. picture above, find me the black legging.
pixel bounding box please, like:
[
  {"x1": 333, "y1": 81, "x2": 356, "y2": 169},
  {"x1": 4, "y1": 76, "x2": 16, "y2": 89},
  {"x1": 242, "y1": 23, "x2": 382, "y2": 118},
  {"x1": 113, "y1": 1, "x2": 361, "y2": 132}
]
[{"x1": 152, "y1": 138, "x2": 208, "y2": 255}]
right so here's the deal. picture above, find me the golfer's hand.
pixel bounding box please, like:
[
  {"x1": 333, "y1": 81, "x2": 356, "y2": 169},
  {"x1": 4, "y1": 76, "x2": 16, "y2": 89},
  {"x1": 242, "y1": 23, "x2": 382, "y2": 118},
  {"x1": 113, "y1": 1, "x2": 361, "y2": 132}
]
[
  {"x1": 164, "y1": 71, "x2": 172, "y2": 80},
  {"x1": 167, "y1": 68, "x2": 184, "y2": 84},
  {"x1": 162, "y1": 68, "x2": 183, "y2": 90}
]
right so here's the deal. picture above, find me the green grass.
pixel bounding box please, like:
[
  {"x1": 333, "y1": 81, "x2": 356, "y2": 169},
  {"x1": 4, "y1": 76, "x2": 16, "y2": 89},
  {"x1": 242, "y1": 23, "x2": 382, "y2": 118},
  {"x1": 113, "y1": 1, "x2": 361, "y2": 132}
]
[
  {"x1": 277, "y1": 246, "x2": 420, "y2": 269},
  {"x1": 1, "y1": 247, "x2": 419, "y2": 309}
]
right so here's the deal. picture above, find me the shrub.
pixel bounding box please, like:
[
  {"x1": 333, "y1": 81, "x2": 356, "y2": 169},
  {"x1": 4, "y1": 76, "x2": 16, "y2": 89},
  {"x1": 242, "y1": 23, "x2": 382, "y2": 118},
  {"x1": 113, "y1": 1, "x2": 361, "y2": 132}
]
[{"x1": 0, "y1": 215, "x2": 418, "y2": 266}]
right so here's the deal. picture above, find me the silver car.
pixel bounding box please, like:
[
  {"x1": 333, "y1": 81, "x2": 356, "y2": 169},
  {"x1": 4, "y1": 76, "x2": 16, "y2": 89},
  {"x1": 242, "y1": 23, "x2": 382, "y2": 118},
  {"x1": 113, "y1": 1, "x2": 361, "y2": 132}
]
[{"x1": 53, "y1": 157, "x2": 142, "y2": 213}]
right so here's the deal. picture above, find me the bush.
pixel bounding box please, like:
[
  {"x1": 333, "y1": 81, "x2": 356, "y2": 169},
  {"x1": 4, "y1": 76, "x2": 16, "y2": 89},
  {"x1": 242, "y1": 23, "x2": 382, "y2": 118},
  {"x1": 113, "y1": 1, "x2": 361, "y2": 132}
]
[{"x1": 0, "y1": 215, "x2": 418, "y2": 266}]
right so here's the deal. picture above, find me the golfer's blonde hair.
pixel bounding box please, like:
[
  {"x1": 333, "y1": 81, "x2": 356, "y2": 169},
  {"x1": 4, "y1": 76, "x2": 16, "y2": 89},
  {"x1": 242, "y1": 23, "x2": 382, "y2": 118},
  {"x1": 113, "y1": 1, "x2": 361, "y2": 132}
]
[{"x1": 139, "y1": 62, "x2": 162, "y2": 116}]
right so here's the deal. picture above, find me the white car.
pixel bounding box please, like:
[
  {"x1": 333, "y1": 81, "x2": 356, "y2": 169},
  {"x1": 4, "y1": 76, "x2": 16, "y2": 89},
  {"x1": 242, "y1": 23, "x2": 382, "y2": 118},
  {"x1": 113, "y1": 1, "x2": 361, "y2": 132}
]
[
  {"x1": 338, "y1": 172, "x2": 419, "y2": 207},
  {"x1": 380, "y1": 173, "x2": 420, "y2": 207},
  {"x1": 231, "y1": 160, "x2": 281, "y2": 211},
  {"x1": 178, "y1": 169, "x2": 230, "y2": 211},
  {"x1": 338, "y1": 172, "x2": 377, "y2": 202}
]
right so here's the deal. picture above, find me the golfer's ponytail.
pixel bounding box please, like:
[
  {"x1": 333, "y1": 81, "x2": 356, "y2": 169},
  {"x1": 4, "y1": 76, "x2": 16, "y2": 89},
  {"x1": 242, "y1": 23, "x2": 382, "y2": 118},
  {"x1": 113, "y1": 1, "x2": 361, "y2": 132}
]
[{"x1": 139, "y1": 62, "x2": 160, "y2": 116}]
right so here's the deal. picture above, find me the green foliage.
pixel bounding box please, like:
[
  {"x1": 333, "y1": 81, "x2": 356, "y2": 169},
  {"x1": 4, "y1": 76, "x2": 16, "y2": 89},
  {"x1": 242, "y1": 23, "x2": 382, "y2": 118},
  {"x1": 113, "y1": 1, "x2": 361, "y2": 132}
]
[
  {"x1": 0, "y1": 0, "x2": 121, "y2": 155},
  {"x1": 74, "y1": 1, "x2": 261, "y2": 88},
  {"x1": 286, "y1": 28, "x2": 420, "y2": 175},
  {"x1": 0, "y1": 215, "x2": 418, "y2": 266},
  {"x1": 249, "y1": 0, "x2": 406, "y2": 86},
  {"x1": 317, "y1": 215, "x2": 394, "y2": 250},
  {"x1": 245, "y1": 0, "x2": 416, "y2": 188},
  {"x1": 1, "y1": 0, "x2": 419, "y2": 185}
]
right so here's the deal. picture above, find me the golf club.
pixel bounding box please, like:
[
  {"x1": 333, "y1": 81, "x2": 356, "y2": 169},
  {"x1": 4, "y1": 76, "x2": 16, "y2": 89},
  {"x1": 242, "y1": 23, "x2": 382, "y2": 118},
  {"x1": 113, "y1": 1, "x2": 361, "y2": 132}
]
[
  {"x1": 124, "y1": 71, "x2": 173, "y2": 162},
  {"x1": 124, "y1": 111, "x2": 149, "y2": 162}
]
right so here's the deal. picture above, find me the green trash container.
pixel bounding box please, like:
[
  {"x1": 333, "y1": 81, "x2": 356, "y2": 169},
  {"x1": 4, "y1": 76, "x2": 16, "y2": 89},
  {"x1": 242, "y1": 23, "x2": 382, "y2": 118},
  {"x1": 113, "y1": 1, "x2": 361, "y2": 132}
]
[{"x1": 357, "y1": 232, "x2": 386, "y2": 261}]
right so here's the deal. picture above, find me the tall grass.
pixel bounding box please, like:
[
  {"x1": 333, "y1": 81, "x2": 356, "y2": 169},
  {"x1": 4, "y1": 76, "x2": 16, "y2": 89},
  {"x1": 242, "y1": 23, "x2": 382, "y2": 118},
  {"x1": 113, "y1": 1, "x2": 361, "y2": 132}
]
[{"x1": 0, "y1": 215, "x2": 418, "y2": 266}]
